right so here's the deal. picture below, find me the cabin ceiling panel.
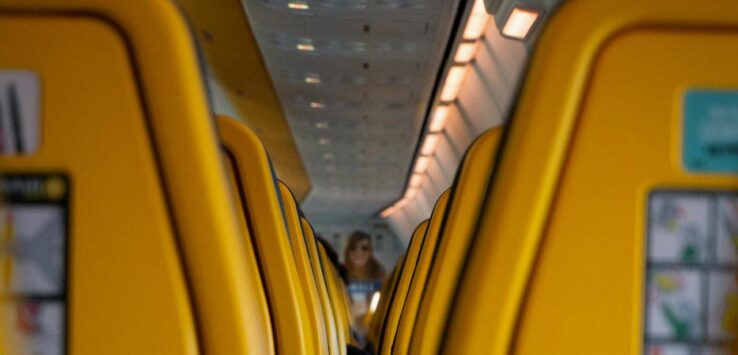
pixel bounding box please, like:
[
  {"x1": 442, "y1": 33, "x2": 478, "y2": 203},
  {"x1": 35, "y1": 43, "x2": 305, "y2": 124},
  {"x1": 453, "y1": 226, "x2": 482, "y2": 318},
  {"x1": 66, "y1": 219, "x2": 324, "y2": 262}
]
[{"x1": 241, "y1": 0, "x2": 460, "y2": 222}]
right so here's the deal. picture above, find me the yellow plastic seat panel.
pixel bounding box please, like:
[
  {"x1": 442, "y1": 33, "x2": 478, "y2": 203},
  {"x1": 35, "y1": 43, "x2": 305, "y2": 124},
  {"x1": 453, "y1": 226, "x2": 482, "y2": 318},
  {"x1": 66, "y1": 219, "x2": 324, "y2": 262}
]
[
  {"x1": 223, "y1": 156, "x2": 276, "y2": 355},
  {"x1": 302, "y1": 217, "x2": 346, "y2": 355},
  {"x1": 340, "y1": 277, "x2": 358, "y2": 346},
  {"x1": 394, "y1": 190, "x2": 451, "y2": 355},
  {"x1": 377, "y1": 220, "x2": 429, "y2": 354},
  {"x1": 0, "y1": 1, "x2": 269, "y2": 353},
  {"x1": 367, "y1": 254, "x2": 404, "y2": 351},
  {"x1": 276, "y1": 181, "x2": 332, "y2": 355},
  {"x1": 320, "y1": 243, "x2": 353, "y2": 344},
  {"x1": 442, "y1": 1, "x2": 738, "y2": 354},
  {"x1": 219, "y1": 116, "x2": 316, "y2": 354},
  {"x1": 407, "y1": 129, "x2": 504, "y2": 355}
]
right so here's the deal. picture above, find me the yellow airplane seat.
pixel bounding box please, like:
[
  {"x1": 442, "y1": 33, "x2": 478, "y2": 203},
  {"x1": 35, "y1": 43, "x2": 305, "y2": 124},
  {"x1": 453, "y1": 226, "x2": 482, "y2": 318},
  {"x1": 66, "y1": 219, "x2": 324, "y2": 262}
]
[
  {"x1": 394, "y1": 189, "x2": 452, "y2": 355},
  {"x1": 0, "y1": 0, "x2": 273, "y2": 353},
  {"x1": 366, "y1": 254, "x2": 404, "y2": 350},
  {"x1": 302, "y1": 217, "x2": 348, "y2": 355},
  {"x1": 437, "y1": 0, "x2": 738, "y2": 354},
  {"x1": 218, "y1": 115, "x2": 321, "y2": 354},
  {"x1": 318, "y1": 242, "x2": 354, "y2": 346},
  {"x1": 404, "y1": 128, "x2": 504, "y2": 355},
  {"x1": 276, "y1": 181, "x2": 335, "y2": 355},
  {"x1": 376, "y1": 220, "x2": 429, "y2": 354}
]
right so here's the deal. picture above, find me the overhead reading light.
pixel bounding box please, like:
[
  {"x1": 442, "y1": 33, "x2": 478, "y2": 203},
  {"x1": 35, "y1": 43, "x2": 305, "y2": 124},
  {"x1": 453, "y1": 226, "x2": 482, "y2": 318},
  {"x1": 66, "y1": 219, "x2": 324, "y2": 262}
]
[
  {"x1": 502, "y1": 7, "x2": 540, "y2": 40},
  {"x1": 462, "y1": 0, "x2": 490, "y2": 40},
  {"x1": 414, "y1": 156, "x2": 430, "y2": 173},
  {"x1": 440, "y1": 65, "x2": 468, "y2": 102},
  {"x1": 310, "y1": 101, "x2": 325, "y2": 108},
  {"x1": 429, "y1": 106, "x2": 449, "y2": 132},
  {"x1": 409, "y1": 173, "x2": 423, "y2": 187},
  {"x1": 420, "y1": 134, "x2": 440, "y2": 156},
  {"x1": 305, "y1": 74, "x2": 321, "y2": 84},
  {"x1": 287, "y1": 2, "x2": 309, "y2": 10},
  {"x1": 315, "y1": 121, "x2": 328, "y2": 128},
  {"x1": 454, "y1": 41, "x2": 479, "y2": 63},
  {"x1": 404, "y1": 188, "x2": 417, "y2": 200},
  {"x1": 297, "y1": 43, "x2": 315, "y2": 51},
  {"x1": 318, "y1": 138, "x2": 330, "y2": 145}
]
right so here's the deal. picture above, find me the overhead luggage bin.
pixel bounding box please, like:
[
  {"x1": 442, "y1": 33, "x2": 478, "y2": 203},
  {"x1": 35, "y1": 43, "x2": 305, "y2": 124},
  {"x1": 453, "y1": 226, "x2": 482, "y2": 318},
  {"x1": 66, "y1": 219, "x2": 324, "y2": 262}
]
[
  {"x1": 218, "y1": 116, "x2": 319, "y2": 354},
  {"x1": 376, "y1": 220, "x2": 429, "y2": 354},
  {"x1": 0, "y1": 0, "x2": 273, "y2": 353},
  {"x1": 276, "y1": 181, "x2": 333, "y2": 355},
  {"x1": 302, "y1": 217, "x2": 347, "y2": 355},
  {"x1": 439, "y1": 0, "x2": 738, "y2": 354}
]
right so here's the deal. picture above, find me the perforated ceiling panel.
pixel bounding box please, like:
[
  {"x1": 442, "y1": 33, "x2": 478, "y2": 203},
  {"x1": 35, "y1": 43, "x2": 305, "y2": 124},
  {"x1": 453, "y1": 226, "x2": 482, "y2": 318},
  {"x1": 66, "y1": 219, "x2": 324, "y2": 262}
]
[{"x1": 241, "y1": 0, "x2": 461, "y2": 222}]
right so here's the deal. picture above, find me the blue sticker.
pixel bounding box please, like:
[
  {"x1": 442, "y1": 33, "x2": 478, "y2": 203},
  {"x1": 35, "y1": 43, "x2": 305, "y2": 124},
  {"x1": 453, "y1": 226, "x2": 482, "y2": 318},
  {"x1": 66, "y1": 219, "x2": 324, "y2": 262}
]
[{"x1": 684, "y1": 90, "x2": 738, "y2": 174}]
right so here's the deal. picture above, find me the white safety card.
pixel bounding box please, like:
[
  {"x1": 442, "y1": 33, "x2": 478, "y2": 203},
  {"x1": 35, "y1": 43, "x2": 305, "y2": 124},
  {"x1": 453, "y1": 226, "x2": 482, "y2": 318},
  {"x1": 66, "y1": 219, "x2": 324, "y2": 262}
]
[
  {"x1": 0, "y1": 174, "x2": 68, "y2": 355},
  {"x1": 645, "y1": 190, "x2": 738, "y2": 355}
]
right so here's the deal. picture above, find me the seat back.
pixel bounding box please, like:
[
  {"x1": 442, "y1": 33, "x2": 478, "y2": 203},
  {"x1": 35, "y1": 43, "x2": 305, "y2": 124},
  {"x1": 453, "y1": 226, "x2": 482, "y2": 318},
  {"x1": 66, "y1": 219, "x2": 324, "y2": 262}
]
[
  {"x1": 302, "y1": 217, "x2": 346, "y2": 355},
  {"x1": 223, "y1": 153, "x2": 275, "y2": 354},
  {"x1": 407, "y1": 129, "x2": 504, "y2": 355},
  {"x1": 219, "y1": 116, "x2": 317, "y2": 354},
  {"x1": 377, "y1": 220, "x2": 429, "y2": 354},
  {"x1": 0, "y1": 1, "x2": 272, "y2": 353},
  {"x1": 276, "y1": 181, "x2": 332, "y2": 354},
  {"x1": 367, "y1": 254, "x2": 404, "y2": 351},
  {"x1": 319, "y1": 242, "x2": 353, "y2": 344},
  {"x1": 393, "y1": 190, "x2": 451, "y2": 355},
  {"x1": 441, "y1": 1, "x2": 738, "y2": 354}
]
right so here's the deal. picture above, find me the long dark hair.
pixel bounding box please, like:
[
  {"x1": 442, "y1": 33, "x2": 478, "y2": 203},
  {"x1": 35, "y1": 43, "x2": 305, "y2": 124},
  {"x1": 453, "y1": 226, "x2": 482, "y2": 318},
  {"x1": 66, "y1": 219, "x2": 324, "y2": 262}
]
[{"x1": 343, "y1": 231, "x2": 385, "y2": 280}]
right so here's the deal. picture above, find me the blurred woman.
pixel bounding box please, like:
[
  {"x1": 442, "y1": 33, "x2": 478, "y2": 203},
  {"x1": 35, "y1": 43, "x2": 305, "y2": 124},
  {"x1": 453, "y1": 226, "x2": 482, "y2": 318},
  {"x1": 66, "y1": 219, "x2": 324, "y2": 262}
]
[{"x1": 344, "y1": 231, "x2": 386, "y2": 280}]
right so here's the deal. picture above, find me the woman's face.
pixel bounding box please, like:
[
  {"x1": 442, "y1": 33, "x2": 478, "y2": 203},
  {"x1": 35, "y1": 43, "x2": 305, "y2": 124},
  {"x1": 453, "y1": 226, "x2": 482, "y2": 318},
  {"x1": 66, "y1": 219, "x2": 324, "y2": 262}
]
[{"x1": 349, "y1": 239, "x2": 372, "y2": 266}]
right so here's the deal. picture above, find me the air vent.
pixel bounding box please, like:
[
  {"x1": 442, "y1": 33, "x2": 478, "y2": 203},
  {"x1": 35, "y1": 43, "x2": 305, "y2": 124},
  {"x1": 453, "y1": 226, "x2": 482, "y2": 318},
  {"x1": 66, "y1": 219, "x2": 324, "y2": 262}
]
[
  {"x1": 377, "y1": 0, "x2": 428, "y2": 9},
  {"x1": 257, "y1": 0, "x2": 369, "y2": 10},
  {"x1": 269, "y1": 34, "x2": 422, "y2": 54}
]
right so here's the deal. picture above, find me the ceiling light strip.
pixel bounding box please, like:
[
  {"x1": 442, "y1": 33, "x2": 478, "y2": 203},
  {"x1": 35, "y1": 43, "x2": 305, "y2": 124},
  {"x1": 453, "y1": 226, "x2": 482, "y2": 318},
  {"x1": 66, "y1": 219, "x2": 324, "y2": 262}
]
[{"x1": 381, "y1": 0, "x2": 493, "y2": 219}]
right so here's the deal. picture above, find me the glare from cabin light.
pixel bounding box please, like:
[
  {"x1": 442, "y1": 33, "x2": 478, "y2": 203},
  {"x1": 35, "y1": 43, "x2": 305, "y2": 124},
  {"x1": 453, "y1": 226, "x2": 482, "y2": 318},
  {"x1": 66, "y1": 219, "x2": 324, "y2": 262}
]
[
  {"x1": 454, "y1": 42, "x2": 478, "y2": 63},
  {"x1": 395, "y1": 199, "x2": 409, "y2": 209},
  {"x1": 462, "y1": 0, "x2": 490, "y2": 40},
  {"x1": 404, "y1": 188, "x2": 417, "y2": 200},
  {"x1": 440, "y1": 65, "x2": 468, "y2": 102},
  {"x1": 288, "y1": 2, "x2": 309, "y2": 10},
  {"x1": 297, "y1": 43, "x2": 315, "y2": 51},
  {"x1": 380, "y1": 207, "x2": 395, "y2": 218},
  {"x1": 315, "y1": 121, "x2": 328, "y2": 128},
  {"x1": 414, "y1": 156, "x2": 430, "y2": 173},
  {"x1": 502, "y1": 7, "x2": 540, "y2": 40},
  {"x1": 409, "y1": 173, "x2": 423, "y2": 187},
  {"x1": 429, "y1": 106, "x2": 449, "y2": 132},
  {"x1": 310, "y1": 101, "x2": 325, "y2": 108},
  {"x1": 323, "y1": 152, "x2": 334, "y2": 160},
  {"x1": 305, "y1": 74, "x2": 321, "y2": 84},
  {"x1": 318, "y1": 138, "x2": 330, "y2": 145},
  {"x1": 370, "y1": 291, "x2": 381, "y2": 313},
  {"x1": 421, "y1": 134, "x2": 440, "y2": 156}
]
